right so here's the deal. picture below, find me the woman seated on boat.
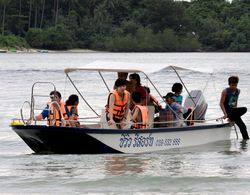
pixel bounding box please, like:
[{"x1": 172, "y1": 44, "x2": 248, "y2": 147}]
[
  {"x1": 65, "y1": 94, "x2": 80, "y2": 127},
  {"x1": 35, "y1": 91, "x2": 68, "y2": 126},
  {"x1": 129, "y1": 73, "x2": 150, "y2": 109},
  {"x1": 159, "y1": 92, "x2": 188, "y2": 127},
  {"x1": 105, "y1": 78, "x2": 130, "y2": 129},
  {"x1": 130, "y1": 92, "x2": 149, "y2": 129}
]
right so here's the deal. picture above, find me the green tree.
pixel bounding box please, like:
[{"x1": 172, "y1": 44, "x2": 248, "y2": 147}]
[
  {"x1": 26, "y1": 28, "x2": 44, "y2": 48},
  {"x1": 139, "y1": 0, "x2": 188, "y2": 32},
  {"x1": 0, "y1": 0, "x2": 10, "y2": 35},
  {"x1": 43, "y1": 25, "x2": 73, "y2": 49},
  {"x1": 40, "y1": 0, "x2": 45, "y2": 28},
  {"x1": 28, "y1": 0, "x2": 32, "y2": 29}
]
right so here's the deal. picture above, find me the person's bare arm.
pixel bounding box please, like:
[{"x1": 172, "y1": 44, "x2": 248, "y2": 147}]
[
  {"x1": 131, "y1": 107, "x2": 140, "y2": 122},
  {"x1": 124, "y1": 92, "x2": 130, "y2": 120},
  {"x1": 220, "y1": 89, "x2": 227, "y2": 119},
  {"x1": 35, "y1": 114, "x2": 43, "y2": 120},
  {"x1": 108, "y1": 94, "x2": 115, "y2": 125}
]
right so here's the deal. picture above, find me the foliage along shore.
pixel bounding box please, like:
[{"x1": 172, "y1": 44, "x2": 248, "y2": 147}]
[{"x1": 0, "y1": 0, "x2": 249, "y2": 52}]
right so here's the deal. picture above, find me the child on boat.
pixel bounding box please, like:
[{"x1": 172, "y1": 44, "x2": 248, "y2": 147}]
[
  {"x1": 172, "y1": 82, "x2": 183, "y2": 105},
  {"x1": 65, "y1": 94, "x2": 80, "y2": 127},
  {"x1": 130, "y1": 92, "x2": 149, "y2": 129}
]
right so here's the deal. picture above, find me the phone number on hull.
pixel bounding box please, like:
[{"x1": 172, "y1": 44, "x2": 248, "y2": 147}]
[{"x1": 119, "y1": 133, "x2": 181, "y2": 148}]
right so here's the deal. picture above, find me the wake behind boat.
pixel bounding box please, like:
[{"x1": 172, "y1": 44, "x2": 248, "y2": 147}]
[{"x1": 11, "y1": 61, "x2": 232, "y2": 154}]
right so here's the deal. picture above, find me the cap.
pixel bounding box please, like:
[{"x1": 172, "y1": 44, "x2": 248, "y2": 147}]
[{"x1": 163, "y1": 92, "x2": 175, "y2": 99}]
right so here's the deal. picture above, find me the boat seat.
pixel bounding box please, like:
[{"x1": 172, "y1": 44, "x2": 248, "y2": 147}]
[
  {"x1": 100, "y1": 109, "x2": 109, "y2": 129},
  {"x1": 146, "y1": 106, "x2": 155, "y2": 128},
  {"x1": 100, "y1": 109, "x2": 132, "y2": 129}
]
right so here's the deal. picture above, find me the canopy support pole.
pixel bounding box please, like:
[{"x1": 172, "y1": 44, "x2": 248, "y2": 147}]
[
  {"x1": 170, "y1": 66, "x2": 196, "y2": 107},
  {"x1": 98, "y1": 71, "x2": 110, "y2": 93},
  {"x1": 142, "y1": 72, "x2": 181, "y2": 119},
  {"x1": 66, "y1": 73, "x2": 100, "y2": 117}
]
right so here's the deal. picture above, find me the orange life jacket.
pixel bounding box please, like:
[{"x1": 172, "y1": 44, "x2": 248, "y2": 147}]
[
  {"x1": 47, "y1": 101, "x2": 68, "y2": 126},
  {"x1": 131, "y1": 105, "x2": 149, "y2": 129},
  {"x1": 106, "y1": 90, "x2": 129, "y2": 120},
  {"x1": 65, "y1": 105, "x2": 78, "y2": 120}
]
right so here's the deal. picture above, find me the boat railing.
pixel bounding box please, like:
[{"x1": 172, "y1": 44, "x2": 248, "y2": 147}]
[
  {"x1": 30, "y1": 82, "x2": 56, "y2": 121},
  {"x1": 20, "y1": 101, "x2": 31, "y2": 124},
  {"x1": 10, "y1": 116, "x2": 225, "y2": 129}
]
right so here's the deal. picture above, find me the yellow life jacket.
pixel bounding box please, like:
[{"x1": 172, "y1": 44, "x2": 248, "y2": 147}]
[
  {"x1": 47, "y1": 101, "x2": 68, "y2": 126},
  {"x1": 132, "y1": 105, "x2": 149, "y2": 129}
]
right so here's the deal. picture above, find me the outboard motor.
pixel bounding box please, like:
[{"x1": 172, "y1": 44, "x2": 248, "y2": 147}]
[{"x1": 184, "y1": 90, "x2": 208, "y2": 120}]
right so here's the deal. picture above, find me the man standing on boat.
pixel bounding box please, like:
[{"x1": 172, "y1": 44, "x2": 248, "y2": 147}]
[
  {"x1": 220, "y1": 76, "x2": 249, "y2": 139},
  {"x1": 106, "y1": 78, "x2": 130, "y2": 129}
]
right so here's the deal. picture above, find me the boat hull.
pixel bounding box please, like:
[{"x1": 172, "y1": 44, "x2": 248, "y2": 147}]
[{"x1": 11, "y1": 123, "x2": 232, "y2": 154}]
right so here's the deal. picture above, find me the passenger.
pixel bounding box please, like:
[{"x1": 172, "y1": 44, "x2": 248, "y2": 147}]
[
  {"x1": 144, "y1": 86, "x2": 162, "y2": 113},
  {"x1": 159, "y1": 109, "x2": 175, "y2": 127},
  {"x1": 115, "y1": 72, "x2": 135, "y2": 93},
  {"x1": 106, "y1": 78, "x2": 130, "y2": 129},
  {"x1": 172, "y1": 82, "x2": 183, "y2": 105},
  {"x1": 172, "y1": 83, "x2": 194, "y2": 125},
  {"x1": 65, "y1": 94, "x2": 80, "y2": 127},
  {"x1": 35, "y1": 91, "x2": 68, "y2": 126},
  {"x1": 131, "y1": 92, "x2": 149, "y2": 129},
  {"x1": 160, "y1": 92, "x2": 188, "y2": 127},
  {"x1": 220, "y1": 76, "x2": 249, "y2": 139},
  {"x1": 129, "y1": 73, "x2": 149, "y2": 108}
]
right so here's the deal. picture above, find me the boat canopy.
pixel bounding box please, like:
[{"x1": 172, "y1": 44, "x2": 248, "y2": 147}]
[
  {"x1": 64, "y1": 61, "x2": 172, "y2": 75},
  {"x1": 64, "y1": 61, "x2": 213, "y2": 75}
]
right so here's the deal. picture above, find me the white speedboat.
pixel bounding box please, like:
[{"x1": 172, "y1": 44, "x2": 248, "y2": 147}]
[{"x1": 11, "y1": 61, "x2": 231, "y2": 154}]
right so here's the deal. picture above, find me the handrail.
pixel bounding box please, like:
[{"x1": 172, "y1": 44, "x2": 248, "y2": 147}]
[
  {"x1": 20, "y1": 101, "x2": 31, "y2": 124},
  {"x1": 30, "y1": 82, "x2": 56, "y2": 121}
]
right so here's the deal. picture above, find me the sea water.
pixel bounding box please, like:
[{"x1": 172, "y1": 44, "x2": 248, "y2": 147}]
[{"x1": 0, "y1": 52, "x2": 250, "y2": 194}]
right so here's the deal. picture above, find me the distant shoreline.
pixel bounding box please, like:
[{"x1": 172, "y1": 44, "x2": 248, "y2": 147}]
[
  {"x1": 0, "y1": 48, "x2": 100, "y2": 53},
  {"x1": 1, "y1": 48, "x2": 250, "y2": 53}
]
